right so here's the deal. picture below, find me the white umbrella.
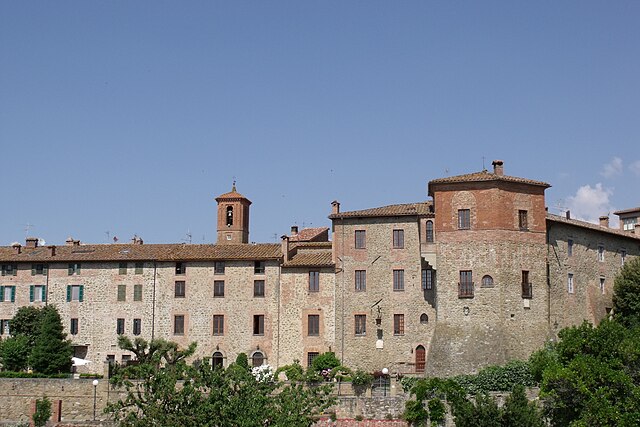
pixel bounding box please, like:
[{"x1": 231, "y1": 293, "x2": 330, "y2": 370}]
[{"x1": 72, "y1": 357, "x2": 92, "y2": 367}]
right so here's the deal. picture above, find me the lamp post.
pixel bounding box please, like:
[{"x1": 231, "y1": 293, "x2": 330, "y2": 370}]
[
  {"x1": 381, "y1": 368, "x2": 389, "y2": 397},
  {"x1": 92, "y1": 379, "x2": 99, "y2": 421}
]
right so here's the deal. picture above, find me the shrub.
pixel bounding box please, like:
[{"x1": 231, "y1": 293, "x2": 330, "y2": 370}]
[
  {"x1": 350, "y1": 369, "x2": 374, "y2": 388},
  {"x1": 32, "y1": 396, "x2": 51, "y2": 427}
]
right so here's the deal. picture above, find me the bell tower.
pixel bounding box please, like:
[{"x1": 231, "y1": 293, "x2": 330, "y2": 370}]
[{"x1": 215, "y1": 183, "x2": 251, "y2": 244}]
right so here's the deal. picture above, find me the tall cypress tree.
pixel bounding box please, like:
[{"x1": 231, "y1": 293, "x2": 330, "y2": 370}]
[{"x1": 29, "y1": 306, "x2": 72, "y2": 374}]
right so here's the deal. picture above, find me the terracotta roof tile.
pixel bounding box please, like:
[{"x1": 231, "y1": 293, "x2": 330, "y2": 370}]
[
  {"x1": 284, "y1": 251, "x2": 334, "y2": 267},
  {"x1": 429, "y1": 170, "x2": 550, "y2": 189},
  {"x1": 0, "y1": 243, "x2": 281, "y2": 263},
  {"x1": 613, "y1": 207, "x2": 640, "y2": 215},
  {"x1": 546, "y1": 213, "x2": 640, "y2": 240},
  {"x1": 329, "y1": 202, "x2": 432, "y2": 219},
  {"x1": 289, "y1": 227, "x2": 329, "y2": 242}
]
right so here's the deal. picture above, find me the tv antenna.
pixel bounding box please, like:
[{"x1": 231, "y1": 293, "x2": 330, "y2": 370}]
[
  {"x1": 23, "y1": 222, "x2": 34, "y2": 237},
  {"x1": 182, "y1": 230, "x2": 192, "y2": 244}
]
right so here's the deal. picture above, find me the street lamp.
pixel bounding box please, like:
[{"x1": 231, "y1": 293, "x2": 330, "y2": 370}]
[
  {"x1": 92, "y1": 379, "x2": 99, "y2": 421},
  {"x1": 381, "y1": 368, "x2": 389, "y2": 397}
]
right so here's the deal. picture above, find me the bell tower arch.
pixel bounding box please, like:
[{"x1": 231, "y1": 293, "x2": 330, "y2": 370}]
[{"x1": 215, "y1": 183, "x2": 251, "y2": 244}]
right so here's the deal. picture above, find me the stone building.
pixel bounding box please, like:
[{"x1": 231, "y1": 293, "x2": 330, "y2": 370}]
[{"x1": 1, "y1": 162, "x2": 639, "y2": 376}]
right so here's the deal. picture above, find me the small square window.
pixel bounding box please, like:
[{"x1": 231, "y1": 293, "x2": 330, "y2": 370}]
[
  {"x1": 307, "y1": 351, "x2": 320, "y2": 367},
  {"x1": 254, "y1": 280, "x2": 265, "y2": 297},
  {"x1": 67, "y1": 285, "x2": 84, "y2": 302},
  {"x1": 214, "y1": 261, "x2": 225, "y2": 275},
  {"x1": 68, "y1": 263, "x2": 81, "y2": 276},
  {"x1": 355, "y1": 230, "x2": 366, "y2": 249},
  {"x1": 175, "y1": 262, "x2": 186, "y2": 275},
  {"x1": 119, "y1": 262, "x2": 127, "y2": 275},
  {"x1": 2, "y1": 263, "x2": 18, "y2": 276},
  {"x1": 32, "y1": 264, "x2": 47, "y2": 276},
  {"x1": 309, "y1": 271, "x2": 320, "y2": 292},
  {"x1": 135, "y1": 262, "x2": 144, "y2": 274},
  {"x1": 254, "y1": 261, "x2": 265, "y2": 274},
  {"x1": 31, "y1": 285, "x2": 46, "y2": 302},
  {"x1": 175, "y1": 281, "x2": 186, "y2": 298},
  {"x1": 214, "y1": 280, "x2": 225, "y2": 297}
]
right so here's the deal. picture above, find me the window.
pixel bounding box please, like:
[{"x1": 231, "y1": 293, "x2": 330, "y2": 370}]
[
  {"x1": 214, "y1": 280, "x2": 225, "y2": 297},
  {"x1": 175, "y1": 262, "x2": 186, "y2": 275},
  {"x1": 134, "y1": 284, "x2": 143, "y2": 301},
  {"x1": 308, "y1": 314, "x2": 320, "y2": 336},
  {"x1": 213, "y1": 315, "x2": 224, "y2": 336},
  {"x1": 117, "y1": 285, "x2": 126, "y2": 301},
  {"x1": 212, "y1": 351, "x2": 224, "y2": 368},
  {"x1": 68, "y1": 263, "x2": 81, "y2": 275},
  {"x1": 254, "y1": 280, "x2": 265, "y2": 297},
  {"x1": 426, "y1": 220, "x2": 434, "y2": 243},
  {"x1": 393, "y1": 269, "x2": 404, "y2": 291},
  {"x1": 214, "y1": 261, "x2": 225, "y2": 275},
  {"x1": 119, "y1": 262, "x2": 127, "y2": 275},
  {"x1": 568, "y1": 239, "x2": 574, "y2": 257},
  {"x1": 135, "y1": 262, "x2": 144, "y2": 274},
  {"x1": 133, "y1": 318, "x2": 142, "y2": 336},
  {"x1": 1, "y1": 319, "x2": 10, "y2": 335},
  {"x1": 122, "y1": 355, "x2": 131, "y2": 364},
  {"x1": 66, "y1": 285, "x2": 84, "y2": 302},
  {"x1": 355, "y1": 230, "x2": 366, "y2": 249},
  {"x1": 31, "y1": 263, "x2": 47, "y2": 276},
  {"x1": 253, "y1": 315, "x2": 264, "y2": 335},
  {"x1": 1, "y1": 263, "x2": 17, "y2": 276},
  {"x1": 393, "y1": 229, "x2": 404, "y2": 249},
  {"x1": 481, "y1": 275, "x2": 494, "y2": 288},
  {"x1": 355, "y1": 315, "x2": 366, "y2": 336},
  {"x1": 394, "y1": 314, "x2": 405, "y2": 335},
  {"x1": 251, "y1": 351, "x2": 264, "y2": 367},
  {"x1": 518, "y1": 210, "x2": 528, "y2": 231},
  {"x1": 459, "y1": 270, "x2": 473, "y2": 298},
  {"x1": 175, "y1": 281, "x2": 186, "y2": 298},
  {"x1": 254, "y1": 261, "x2": 265, "y2": 274},
  {"x1": 422, "y1": 269, "x2": 434, "y2": 290},
  {"x1": 598, "y1": 245, "x2": 604, "y2": 262},
  {"x1": 458, "y1": 209, "x2": 470, "y2": 230},
  {"x1": 621, "y1": 250, "x2": 627, "y2": 266},
  {"x1": 309, "y1": 271, "x2": 320, "y2": 292},
  {"x1": 174, "y1": 315, "x2": 185, "y2": 335},
  {"x1": 117, "y1": 318, "x2": 125, "y2": 335},
  {"x1": 623, "y1": 217, "x2": 637, "y2": 231},
  {"x1": 0, "y1": 286, "x2": 15, "y2": 302},
  {"x1": 568, "y1": 273, "x2": 574, "y2": 294},
  {"x1": 70, "y1": 318, "x2": 79, "y2": 335},
  {"x1": 307, "y1": 352, "x2": 319, "y2": 367},
  {"x1": 600, "y1": 277, "x2": 605, "y2": 295},
  {"x1": 420, "y1": 313, "x2": 429, "y2": 324},
  {"x1": 30, "y1": 285, "x2": 46, "y2": 302},
  {"x1": 355, "y1": 270, "x2": 366, "y2": 292},
  {"x1": 521, "y1": 270, "x2": 532, "y2": 298}
]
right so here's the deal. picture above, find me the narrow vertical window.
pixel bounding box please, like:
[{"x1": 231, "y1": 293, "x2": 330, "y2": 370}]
[
  {"x1": 135, "y1": 262, "x2": 144, "y2": 274},
  {"x1": 134, "y1": 284, "x2": 143, "y2": 301},
  {"x1": 355, "y1": 315, "x2": 366, "y2": 336},
  {"x1": 133, "y1": 318, "x2": 142, "y2": 336},
  {"x1": 568, "y1": 273, "x2": 574, "y2": 294},
  {"x1": 213, "y1": 315, "x2": 224, "y2": 336},
  {"x1": 226, "y1": 206, "x2": 233, "y2": 226},
  {"x1": 459, "y1": 270, "x2": 473, "y2": 298},
  {"x1": 214, "y1": 261, "x2": 225, "y2": 275},
  {"x1": 253, "y1": 315, "x2": 264, "y2": 335},
  {"x1": 521, "y1": 270, "x2": 532, "y2": 298},
  {"x1": 393, "y1": 269, "x2": 405, "y2": 291},
  {"x1": 426, "y1": 220, "x2": 434, "y2": 243},
  {"x1": 518, "y1": 210, "x2": 528, "y2": 230},
  {"x1": 393, "y1": 229, "x2": 404, "y2": 249},
  {"x1": 355, "y1": 270, "x2": 366, "y2": 292},
  {"x1": 70, "y1": 318, "x2": 79, "y2": 335},
  {"x1": 174, "y1": 281, "x2": 186, "y2": 298},
  {"x1": 119, "y1": 262, "x2": 127, "y2": 275},
  {"x1": 568, "y1": 239, "x2": 573, "y2": 257},
  {"x1": 598, "y1": 245, "x2": 605, "y2": 262},
  {"x1": 308, "y1": 314, "x2": 320, "y2": 336},
  {"x1": 422, "y1": 269, "x2": 434, "y2": 290},
  {"x1": 354, "y1": 230, "x2": 366, "y2": 249},
  {"x1": 600, "y1": 277, "x2": 605, "y2": 295},
  {"x1": 393, "y1": 314, "x2": 405, "y2": 335},
  {"x1": 117, "y1": 285, "x2": 126, "y2": 301},
  {"x1": 309, "y1": 271, "x2": 320, "y2": 292},
  {"x1": 458, "y1": 209, "x2": 470, "y2": 229},
  {"x1": 254, "y1": 261, "x2": 265, "y2": 274},
  {"x1": 174, "y1": 315, "x2": 185, "y2": 335},
  {"x1": 621, "y1": 250, "x2": 626, "y2": 266},
  {"x1": 214, "y1": 280, "x2": 225, "y2": 297},
  {"x1": 253, "y1": 280, "x2": 265, "y2": 297},
  {"x1": 175, "y1": 262, "x2": 186, "y2": 275},
  {"x1": 116, "y1": 318, "x2": 125, "y2": 335}
]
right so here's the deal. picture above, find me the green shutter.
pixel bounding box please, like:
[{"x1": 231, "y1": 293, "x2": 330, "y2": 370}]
[
  {"x1": 66, "y1": 285, "x2": 71, "y2": 302},
  {"x1": 79, "y1": 285, "x2": 84, "y2": 302},
  {"x1": 30, "y1": 285, "x2": 34, "y2": 302},
  {"x1": 43, "y1": 286, "x2": 47, "y2": 302},
  {"x1": 10, "y1": 287, "x2": 15, "y2": 302},
  {"x1": 0, "y1": 286, "x2": 4, "y2": 300}
]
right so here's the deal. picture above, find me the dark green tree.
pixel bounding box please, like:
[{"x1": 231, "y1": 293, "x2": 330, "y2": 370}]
[
  {"x1": 0, "y1": 335, "x2": 30, "y2": 371},
  {"x1": 32, "y1": 396, "x2": 52, "y2": 427},
  {"x1": 9, "y1": 306, "x2": 42, "y2": 346},
  {"x1": 613, "y1": 257, "x2": 640, "y2": 328},
  {"x1": 29, "y1": 306, "x2": 72, "y2": 374},
  {"x1": 502, "y1": 385, "x2": 544, "y2": 427}
]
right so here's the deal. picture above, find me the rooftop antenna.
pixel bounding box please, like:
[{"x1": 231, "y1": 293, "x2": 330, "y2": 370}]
[
  {"x1": 272, "y1": 233, "x2": 278, "y2": 242},
  {"x1": 482, "y1": 156, "x2": 486, "y2": 171},
  {"x1": 105, "y1": 230, "x2": 111, "y2": 243},
  {"x1": 182, "y1": 230, "x2": 192, "y2": 244},
  {"x1": 23, "y1": 222, "x2": 34, "y2": 238}
]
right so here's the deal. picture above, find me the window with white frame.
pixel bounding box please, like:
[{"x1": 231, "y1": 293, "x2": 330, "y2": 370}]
[{"x1": 568, "y1": 273, "x2": 574, "y2": 294}]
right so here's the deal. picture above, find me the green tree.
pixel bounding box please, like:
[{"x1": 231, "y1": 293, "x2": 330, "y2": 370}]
[
  {"x1": 29, "y1": 306, "x2": 72, "y2": 374},
  {"x1": 10, "y1": 306, "x2": 42, "y2": 346},
  {"x1": 0, "y1": 335, "x2": 30, "y2": 371},
  {"x1": 502, "y1": 385, "x2": 544, "y2": 427},
  {"x1": 32, "y1": 396, "x2": 52, "y2": 427},
  {"x1": 613, "y1": 257, "x2": 640, "y2": 328}
]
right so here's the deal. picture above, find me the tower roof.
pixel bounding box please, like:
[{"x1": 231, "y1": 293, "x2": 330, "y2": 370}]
[{"x1": 215, "y1": 183, "x2": 252, "y2": 204}]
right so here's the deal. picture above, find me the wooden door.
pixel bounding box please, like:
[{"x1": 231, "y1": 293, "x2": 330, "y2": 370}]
[{"x1": 415, "y1": 345, "x2": 426, "y2": 373}]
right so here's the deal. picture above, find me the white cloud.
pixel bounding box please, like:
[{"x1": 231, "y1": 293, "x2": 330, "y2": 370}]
[
  {"x1": 629, "y1": 160, "x2": 640, "y2": 176},
  {"x1": 567, "y1": 183, "x2": 614, "y2": 224},
  {"x1": 600, "y1": 157, "x2": 623, "y2": 178}
]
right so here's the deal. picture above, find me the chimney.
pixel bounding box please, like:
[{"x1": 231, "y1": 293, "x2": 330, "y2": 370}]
[
  {"x1": 66, "y1": 237, "x2": 75, "y2": 246},
  {"x1": 599, "y1": 215, "x2": 609, "y2": 228},
  {"x1": 281, "y1": 235, "x2": 290, "y2": 263},
  {"x1": 492, "y1": 160, "x2": 504, "y2": 176},
  {"x1": 131, "y1": 235, "x2": 143, "y2": 245},
  {"x1": 48, "y1": 245, "x2": 56, "y2": 257},
  {"x1": 290, "y1": 226, "x2": 298, "y2": 236},
  {"x1": 566, "y1": 210, "x2": 571, "y2": 220},
  {"x1": 25, "y1": 237, "x2": 38, "y2": 248},
  {"x1": 331, "y1": 200, "x2": 340, "y2": 215},
  {"x1": 12, "y1": 243, "x2": 21, "y2": 254}
]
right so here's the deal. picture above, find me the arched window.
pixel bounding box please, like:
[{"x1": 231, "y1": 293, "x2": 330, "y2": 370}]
[
  {"x1": 212, "y1": 351, "x2": 224, "y2": 369},
  {"x1": 226, "y1": 206, "x2": 234, "y2": 226},
  {"x1": 251, "y1": 351, "x2": 265, "y2": 367},
  {"x1": 420, "y1": 313, "x2": 429, "y2": 324},
  {"x1": 482, "y1": 275, "x2": 494, "y2": 287},
  {"x1": 426, "y1": 221, "x2": 434, "y2": 243}
]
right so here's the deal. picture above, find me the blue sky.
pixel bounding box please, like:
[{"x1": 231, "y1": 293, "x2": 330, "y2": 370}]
[{"x1": 1, "y1": 1, "x2": 639, "y2": 245}]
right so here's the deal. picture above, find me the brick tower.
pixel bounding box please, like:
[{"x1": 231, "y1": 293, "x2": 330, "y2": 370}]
[{"x1": 215, "y1": 183, "x2": 251, "y2": 244}]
